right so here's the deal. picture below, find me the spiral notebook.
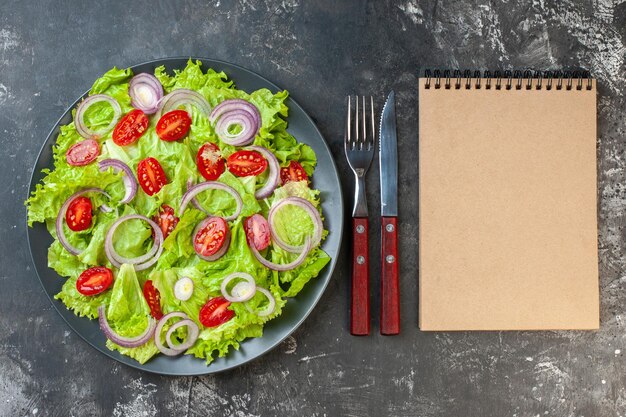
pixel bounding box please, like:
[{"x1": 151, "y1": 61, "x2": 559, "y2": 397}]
[{"x1": 418, "y1": 71, "x2": 599, "y2": 331}]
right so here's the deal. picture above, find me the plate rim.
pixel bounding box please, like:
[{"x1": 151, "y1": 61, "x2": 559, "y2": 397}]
[{"x1": 25, "y1": 56, "x2": 344, "y2": 375}]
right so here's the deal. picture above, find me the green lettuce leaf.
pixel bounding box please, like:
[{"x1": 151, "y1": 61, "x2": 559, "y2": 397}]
[
  {"x1": 104, "y1": 264, "x2": 159, "y2": 364},
  {"x1": 273, "y1": 248, "x2": 330, "y2": 297}
]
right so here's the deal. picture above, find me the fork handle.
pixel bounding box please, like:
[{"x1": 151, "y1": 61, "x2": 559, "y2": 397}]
[
  {"x1": 381, "y1": 216, "x2": 400, "y2": 335},
  {"x1": 350, "y1": 217, "x2": 370, "y2": 336}
]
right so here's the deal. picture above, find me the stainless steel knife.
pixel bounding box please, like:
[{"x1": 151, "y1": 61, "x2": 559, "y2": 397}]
[{"x1": 379, "y1": 90, "x2": 400, "y2": 335}]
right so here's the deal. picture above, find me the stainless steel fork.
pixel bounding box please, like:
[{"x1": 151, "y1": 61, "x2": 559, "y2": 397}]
[{"x1": 344, "y1": 96, "x2": 375, "y2": 336}]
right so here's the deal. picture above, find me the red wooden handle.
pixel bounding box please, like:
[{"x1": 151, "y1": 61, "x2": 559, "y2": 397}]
[
  {"x1": 381, "y1": 216, "x2": 400, "y2": 335},
  {"x1": 350, "y1": 217, "x2": 370, "y2": 335}
]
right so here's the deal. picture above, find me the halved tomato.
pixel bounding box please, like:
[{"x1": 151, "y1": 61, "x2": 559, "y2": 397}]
[
  {"x1": 196, "y1": 142, "x2": 225, "y2": 181},
  {"x1": 199, "y1": 296, "x2": 234, "y2": 328},
  {"x1": 280, "y1": 160, "x2": 308, "y2": 185},
  {"x1": 244, "y1": 214, "x2": 270, "y2": 250},
  {"x1": 76, "y1": 267, "x2": 113, "y2": 296},
  {"x1": 193, "y1": 217, "x2": 229, "y2": 257},
  {"x1": 143, "y1": 280, "x2": 163, "y2": 320},
  {"x1": 112, "y1": 109, "x2": 149, "y2": 146},
  {"x1": 137, "y1": 157, "x2": 167, "y2": 196},
  {"x1": 66, "y1": 139, "x2": 100, "y2": 166},
  {"x1": 226, "y1": 150, "x2": 267, "y2": 177},
  {"x1": 156, "y1": 110, "x2": 191, "y2": 142},
  {"x1": 65, "y1": 196, "x2": 93, "y2": 231},
  {"x1": 152, "y1": 204, "x2": 179, "y2": 240}
]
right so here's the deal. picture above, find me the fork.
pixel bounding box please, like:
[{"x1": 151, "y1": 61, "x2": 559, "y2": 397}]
[{"x1": 345, "y1": 95, "x2": 375, "y2": 336}]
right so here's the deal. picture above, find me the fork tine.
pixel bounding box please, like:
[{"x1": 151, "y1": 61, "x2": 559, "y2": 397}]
[
  {"x1": 355, "y1": 96, "x2": 360, "y2": 149},
  {"x1": 346, "y1": 96, "x2": 352, "y2": 149},
  {"x1": 369, "y1": 96, "x2": 375, "y2": 151},
  {"x1": 361, "y1": 96, "x2": 366, "y2": 150}
]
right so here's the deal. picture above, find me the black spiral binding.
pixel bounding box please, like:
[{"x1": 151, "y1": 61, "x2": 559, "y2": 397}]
[{"x1": 423, "y1": 70, "x2": 593, "y2": 91}]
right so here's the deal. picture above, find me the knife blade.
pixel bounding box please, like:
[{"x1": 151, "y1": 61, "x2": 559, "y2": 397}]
[
  {"x1": 379, "y1": 91, "x2": 400, "y2": 335},
  {"x1": 380, "y1": 91, "x2": 398, "y2": 216}
]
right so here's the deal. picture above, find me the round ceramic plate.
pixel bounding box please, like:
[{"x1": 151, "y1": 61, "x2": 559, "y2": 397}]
[{"x1": 26, "y1": 57, "x2": 343, "y2": 375}]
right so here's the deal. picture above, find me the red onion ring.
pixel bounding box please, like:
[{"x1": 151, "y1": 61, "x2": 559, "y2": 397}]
[
  {"x1": 220, "y1": 272, "x2": 256, "y2": 302},
  {"x1": 104, "y1": 214, "x2": 163, "y2": 270},
  {"x1": 186, "y1": 178, "x2": 206, "y2": 214},
  {"x1": 209, "y1": 99, "x2": 261, "y2": 126},
  {"x1": 165, "y1": 319, "x2": 199, "y2": 353},
  {"x1": 157, "y1": 89, "x2": 211, "y2": 119},
  {"x1": 192, "y1": 217, "x2": 231, "y2": 261},
  {"x1": 56, "y1": 188, "x2": 110, "y2": 256},
  {"x1": 129, "y1": 73, "x2": 163, "y2": 115},
  {"x1": 215, "y1": 110, "x2": 256, "y2": 142},
  {"x1": 246, "y1": 146, "x2": 280, "y2": 199},
  {"x1": 179, "y1": 181, "x2": 242, "y2": 221},
  {"x1": 98, "y1": 159, "x2": 138, "y2": 211},
  {"x1": 245, "y1": 287, "x2": 276, "y2": 317},
  {"x1": 250, "y1": 235, "x2": 312, "y2": 271},
  {"x1": 232, "y1": 281, "x2": 254, "y2": 299},
  {"x1": 74, "y1": 94, "x2": 122, "y2": 140},
  {"x1": 98, "y1": 305, "x2": 156, "y2": 348},
  {"x1": 209, "y1": 99, "x2": 261, "y2": 146},
  {"x1": 154, "y1": 312, "x2": 195, "y2": 356},
  {"x1": 268, "y1": 197, "x2": 323, "y2": 253}
]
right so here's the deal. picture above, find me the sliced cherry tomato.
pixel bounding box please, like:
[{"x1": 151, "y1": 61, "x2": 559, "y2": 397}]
[
  {"x1": 66, "y1": 139, "x2": 100, "y2": 166},
  {"x1": 156, "y1": 110, "x2": 191, "y2": 142},
  {"x1": 76, "y1": 266, "x2": 113, "y2": 296},
  {"x1": 196, "y1": 143, "x2": 225, "y2": 181},
  {"x1": 226, "y1": 150, "x2": 268, "y2": 177},
  {"x1": 152, "y1": 204, "x2": 179, "y2": 240},
  {"x1": 280, "y1": 160, "x2": 308, "y2": 185},
  {"x1": 112, "y1": 109, "x2": 149, "y2": 146},
  {"x1": 65, "y1": 196, "x2": 93, "y2": 231},
  {"x1": 193, "y1": 217, "x2": 229, "y2": 257},
  {"x1": 244, "y1": 214, "x2": 270, "y2": 250},
  {"x1": 199, "y1": 296, "x2": 235, "y2": 328},
  {"x1": 137, "y1": 157, "x2": 167, "y2": 196},
  {"x1": 143, "y1": 280, "x2": 163, "y2": 320}
]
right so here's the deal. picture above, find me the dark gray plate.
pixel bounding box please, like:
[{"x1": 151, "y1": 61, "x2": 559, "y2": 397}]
[{"x1": 26, "y1": 57, "x2": 343, "y2": 376}]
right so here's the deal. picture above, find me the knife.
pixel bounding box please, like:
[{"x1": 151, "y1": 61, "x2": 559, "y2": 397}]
[{"x1": 379, "y1": 91, "x2": 400, "y2": 335}]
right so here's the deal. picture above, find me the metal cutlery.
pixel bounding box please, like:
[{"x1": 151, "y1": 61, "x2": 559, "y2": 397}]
[
  {"x1": 345, "y1": 95, "x2": 375, "y2": 336},
  {"x1": 379, "y1": 91, "x2": 400, "y2": 335}
]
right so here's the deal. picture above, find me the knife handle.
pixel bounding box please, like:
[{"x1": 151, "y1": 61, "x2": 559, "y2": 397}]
[
  {"x1": 381, "y1": 216, "x2": 400, "y2": 335},
  {"x1": 350, "y1": 217, "x2": 370, "y2": 336}
]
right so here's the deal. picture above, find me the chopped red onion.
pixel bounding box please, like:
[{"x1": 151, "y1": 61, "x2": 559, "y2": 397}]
[
  {"x1": 157, "y1": 89, "x2": 211, "y2": 119},
  {"x1": 154, "y1": 312, "x2": 197, "y2": 356},
  {"x1": 268, "y1": 197, "x2": 323, "y2": 253},
  {"x1": 220, "y1": 272, "x2": 256, "y2": 302},
  {"x1": 74, "y1": 94, "x2": 122, "y2": 140},
  {"x1": 209, "y1": 99, "x2": 261, "y2": 146},
  {"x1": 98, "y1": 158, "x2": 138, "y2": 211},
  {"x1": 247, "y1": 146, "x2": 279, "y2": 199},
  {"x1": 250, "y1": 235, "x2": 312, "y2": 271},
  {"x1": 104, "y1": 214, "x2": 163, "y2": 271},
  {"x1": 98, "y1": 305, "x2": 156, "y2": 348},
  {"x1": 179, "y1": 181, "x2": 242, "y2": 221},
  {"x1": 129, "y1": 73, "x2": 163, "y2": 115},
  {"x1": 245, "y1": 287, "x2": 276, "y2": 317}
]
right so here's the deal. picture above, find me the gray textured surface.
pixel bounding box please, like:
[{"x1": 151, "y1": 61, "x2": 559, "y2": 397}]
[{"x1": 2, "y1": 0, "x2": 625, "y2": 416}]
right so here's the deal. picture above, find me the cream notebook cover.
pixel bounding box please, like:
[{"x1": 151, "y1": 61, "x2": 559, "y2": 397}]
[{"x1": 418, "y1": 75, "x2": 599, "y2": 331}]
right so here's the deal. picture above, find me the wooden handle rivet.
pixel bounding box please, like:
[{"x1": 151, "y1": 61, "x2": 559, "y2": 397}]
[
  {"x1": 385, "y1": 224, "x2": 394, "y2": 232},
  {"x1": 386, "y1": 255, "x2": 395, "y2": 264},
  {"x1": 357, "y1": 255, "x2": 365, "y2": 264},
  {"x1": 356, "y1": 225, "x2": 365, "y2": 233}
]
